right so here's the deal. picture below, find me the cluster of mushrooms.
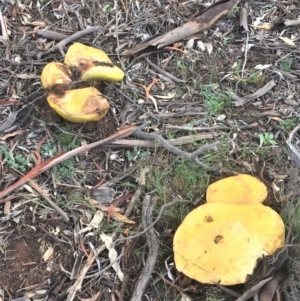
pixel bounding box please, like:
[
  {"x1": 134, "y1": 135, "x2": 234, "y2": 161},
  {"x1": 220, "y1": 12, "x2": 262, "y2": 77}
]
[
  {"x1": 41, "y1": 43, "x2": 124, "y2": 123},
  {"x1": 173, "y1": 174, "x2": 285, "y2": 285}
]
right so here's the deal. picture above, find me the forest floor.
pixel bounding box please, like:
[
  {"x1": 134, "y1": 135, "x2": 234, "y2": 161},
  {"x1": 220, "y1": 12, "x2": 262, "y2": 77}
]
[{"x1": 0, "y1": 1, "x2": 300, "y2": 301}]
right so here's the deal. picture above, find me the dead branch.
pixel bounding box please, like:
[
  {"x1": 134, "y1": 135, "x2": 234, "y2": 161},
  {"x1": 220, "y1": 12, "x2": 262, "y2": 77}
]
[
  {"x1": 27, "y1": 180, "x2": 69, "y2": 222},
  {"x1": 133, "y1": 130, "x2": 220, "y2": 170},
  {"x1": 122, "y1": 0, "x2": 241, "y2": 57},
  {"x1": 36, "y1": 15, "x2": 115, "y2": 59},
  {"x1": 109, "y1": 132, "x2": 214, "y2": 148},
  {"x1": 66, "y1": 252, "x2": 95, "y2": 301},
  {"x1": 0, "y1": 125, "x2": 139, "y2": 201},
  {"x1": 129, "y1": 195, "x2": 159, "y2": 301},
  {"x1": 37, "y1": 25, "x2": 103, "y2": 58},
  {"x1": 144, "y1": 58, "x2": 184, "y2": 83},
  {"x1": 234, "y1": 80, "x2": 276, "y2": 107},
  {"x1": 37, "y1": 30, "x2": 88, "y2": 42},
  {"x1": 283, "y1": 124, "x2": 300, "y2": 166}
]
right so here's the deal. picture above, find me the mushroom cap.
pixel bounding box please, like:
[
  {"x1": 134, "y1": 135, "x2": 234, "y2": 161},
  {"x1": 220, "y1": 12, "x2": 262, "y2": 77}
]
[
  {"x1": 206, "y1": 174, "x2": 268, "y2": 204},
  {"x1": 64, "y1": 42, "x2": 124, "y2": 82},
  {"x1": 47, "y1": 87, "x2": 109, "y2": 123},
  {"x1": 41, "y1": 62, "x2": 72, "y2": 89},
  {"x1": 173, "y1": 203, "x2": 285, "y2": 285}
]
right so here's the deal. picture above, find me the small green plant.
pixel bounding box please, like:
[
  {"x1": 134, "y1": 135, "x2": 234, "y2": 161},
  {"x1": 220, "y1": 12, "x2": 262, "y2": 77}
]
[
  {"x1": 279, "y1": 117, "x2": 299, "y2": 131},
  {"x1": 258, "y1": 133, "x2": 277, "y2": 149},
  {"x1": 41, "y1": 142, "x2": 75, "y2": 179},
  {"x1": 102, "y1": 4, "x2": 112, "y2": 13},
  {"x1": 53, "y1": 159, "x2": 75, "y2": 179},
  {"x1": 126, "y1": 147, "x2": 151, "y2": 162},
  {"x1": 172, "y1": 158, "x2": 210, "y2": 200},
  {"x1": 227, "y1": 5, "x2": 239, "y2": 18},
  {"x1": 41, "y1": 142, "x2": 58, "y2": 158},
  {"x1": 206, "y1": 295, "x2": 224, "y2": 301},
  {"x1": 222, "y1": 36, "x2": 230, "y2": 46},
  {"x1": 201, "y1": 85, "x2": 233, "y2": 115},
  {"x1": 177, "y1": 60, "x2": 188, "y2": 78},
  {"x1": 0, "y1": 146, "x2": 32, "y2": 172},
  {"x1": 280, "y1": 58, "x2": 293, "y2": 72},
  {"x1": 233, "y1": 60, "x2": 266, "y2": 85}
]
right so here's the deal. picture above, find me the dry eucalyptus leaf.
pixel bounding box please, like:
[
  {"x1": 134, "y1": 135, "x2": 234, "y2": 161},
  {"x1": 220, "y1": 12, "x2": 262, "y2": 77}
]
[
  {"x1": 43, "y1": 246, "x2": 54, "y2": 261},
  {"x1": 89, "y1": 210, "x2": 104, "y2": 228},
  {"x1": 109, "y1": 211, "x2": 136, "y2": 224},
  {"x1": 100, "y1": 233, "x2": 124, "y2": 281},
  {"x1": 278, "y1": 36, "x2": 296, "y2": 46}
]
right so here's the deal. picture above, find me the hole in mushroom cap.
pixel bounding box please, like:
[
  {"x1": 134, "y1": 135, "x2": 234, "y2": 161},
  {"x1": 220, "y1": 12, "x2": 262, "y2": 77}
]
[
  {"x1": 204, "y1": 215, "x2": 213, "y2": 222},
  {"x1": 214, "y1": 235, "x2": 223, "y2": 244}
]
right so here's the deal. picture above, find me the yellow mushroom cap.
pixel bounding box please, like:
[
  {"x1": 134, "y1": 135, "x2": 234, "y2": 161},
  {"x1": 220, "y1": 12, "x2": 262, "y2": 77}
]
[
  {"x1": 41, "y1": 62, "x2": 72, "y2": 89},
  {"x1": 64, "y1": 42, "x2": 124, "y2": 82},
  {"x1": 46, "y1": 87, "x2": 109, "y2": 123},
  {"x1": 173, "y1": 203, "x2": 285, "y2": 285},
  {"x1": 206, "y1": 174, "x2": 268, "y2": 204}
]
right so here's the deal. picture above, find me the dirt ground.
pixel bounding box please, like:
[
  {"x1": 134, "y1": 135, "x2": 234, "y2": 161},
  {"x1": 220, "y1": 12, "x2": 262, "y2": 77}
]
[{"x1": 1, "y1": 0, "x2": 300, "y2": 300}]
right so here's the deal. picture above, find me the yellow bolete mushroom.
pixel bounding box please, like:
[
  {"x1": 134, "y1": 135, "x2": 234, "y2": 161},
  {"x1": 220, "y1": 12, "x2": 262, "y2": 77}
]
[
  {"x1": 173, "y1": 202, "x2": 285, "y2": 285},
  {"x1": 47, "y1": 87, "x2": 109, "y2": 123},
  {"x1": 41, "y1": 62, "x2": 72, "y2": 89},
  {"x1": 64, "y1": 42, "x2": 124, "y2": 82},
  {"x1": 206, "y1": 174, "x2": 268, "y2": 204}
]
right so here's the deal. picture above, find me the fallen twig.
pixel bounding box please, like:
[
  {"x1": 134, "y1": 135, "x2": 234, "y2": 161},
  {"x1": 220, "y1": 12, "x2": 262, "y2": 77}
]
[
  {"x1": 37, "y1": 25, "x2": 103, "y2": 58},
  {"x1": 144, "y1": 58, "x2": 184, "y2": 83},
  {"x1": 27, "y1": 180, "x2": 69, "y2": 222},
  {"x1": 284, "y1": 124, "x2": 300, "y2": 167},
  {"x1": 0, "y1": 125, "x2": 140, "y2": 201},
  {"x1": 37, "y1": 15, "x2": 118, "y2": 59},
  {"x1": 133, "y1": 130, "x2": 220, "y2": 169},
  {"x1": 122, "y1": 0, "x2": 241, "y2": 56},
  {"x1": 109, "y1": 132, "x2": 214, "y2": 148},
  {"x1": 129, "y1": 195, "x2": 159, "y2": 301},
  {"x1": 234, "y1": 80, "x2": 276, "y2": 107},
  {"x1": 37, "y1": 30, "x2": 88, "y2": 42}
]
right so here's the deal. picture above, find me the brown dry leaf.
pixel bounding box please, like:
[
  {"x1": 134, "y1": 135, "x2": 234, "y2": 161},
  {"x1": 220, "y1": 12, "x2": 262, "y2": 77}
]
[
  {"x1": 284, "y1": 19, "x2": 300, "y2": 27},
  {"x1": 16, "y1": 73, "x2": 38, "y2": 79},
  {"x1": 4, "y1": 200, "x2": 11, "y2": 214},
  {"x1": 100, "y1": 233, "x2": 124, "y2": 281},
  {"x1": 236, "y1": 277, "x2": 272, "y2": 301},
  {"x1": 122, "y1": 0, "x2": 241, "y2": 56},
  {"x1": 109, "y1": 211, "x2": 136, "y2": 224},
  {"x1": 251, "y1": 24, "x2": 272, "y2": 30},
  {"x1": 42, "y1": 246, "x2": 54, "y2": 261},
  {"x1": 0, "y1": 130, "x2": 23, "y2": 140},
  {"x1": 278, "y1": 36, "x2": 296, "y2": 46},
  {"x1": 259, "y1": 272, "x2": 287, "y2": 301},
  {"x1": 0, "y1": 10, "x2": 9, "y2": 40}
]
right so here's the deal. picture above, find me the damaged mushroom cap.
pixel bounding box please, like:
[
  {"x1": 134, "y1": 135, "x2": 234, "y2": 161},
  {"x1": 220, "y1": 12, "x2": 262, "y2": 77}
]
[
  {"x1": 64, "y1": 42, "x2": 124, "y2": 82},
  {"x1": 173, "y1": 202, "x2": 285, "y2": 285},
  {"x1": 206, "y1": 174, "x2": 268, "y2": 204},
  {"x1": 41, "y1": 62, "x2": 72, "y2": 89},
  {"x1": 47, "y1": 87, "x2": 109, "y2": 123}
]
